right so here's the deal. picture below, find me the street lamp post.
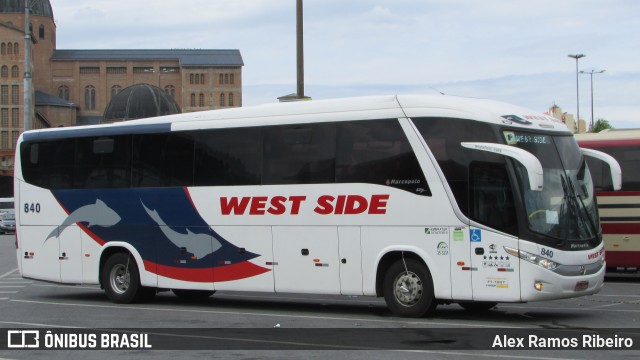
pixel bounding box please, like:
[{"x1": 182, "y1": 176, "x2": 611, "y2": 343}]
[
  {"x1": 296, "y1": 0, "x2": 304, "y2": 99},
  {"x1": 580, "y1": 69, "x2": 605, "y2": 132},
  {"x1": 24, "y1": 0, "x2": 33, "y2": 132},
  {"x1": 568, "y1": 54, "x2": 585, "y2": 133}
]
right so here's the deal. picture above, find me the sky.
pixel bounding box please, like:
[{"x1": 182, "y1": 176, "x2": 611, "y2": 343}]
[{"x1": 49, "y1": 0, "x2": 640, "y2": 128}]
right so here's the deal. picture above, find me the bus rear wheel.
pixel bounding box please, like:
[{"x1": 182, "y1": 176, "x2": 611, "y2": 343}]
[
  {"x1": 383, "y1": 258, "x2": 436, "y2": 317},
  {"x1": 102, "y1": 252, "x2": 153, "y2": 303}
]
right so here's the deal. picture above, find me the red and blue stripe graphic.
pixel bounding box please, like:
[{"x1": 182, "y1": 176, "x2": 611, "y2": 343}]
[{"x1": 52, "y1": 187, "x2": 270, "y2": 282}]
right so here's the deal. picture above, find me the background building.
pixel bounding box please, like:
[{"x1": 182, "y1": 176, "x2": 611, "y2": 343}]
[
  {"x1": 547, "y1": 103, "x2": 586, "y2": 134},
  {"x1": 0, "y1": 0, "x2": 243, "y2": 177}
]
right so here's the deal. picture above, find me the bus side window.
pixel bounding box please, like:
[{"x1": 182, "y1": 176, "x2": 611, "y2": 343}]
[
  {"x1": 132, "y1": 133, "x2": 194, "y2": 187},
  {"x1": 262, "y1": 123, "x2": 336, "y2": 185},
  {"x1": 74, "y1": 136, "x2": 131, "y2": 189},
  {"x1": 194, "y1": 127, "x2": 261, "y2": 186},
  {"x1": 336, "y1": 119, "x2": 429, "y2": 195},
  {"x1": 623, "y1": 148, "x2": 640, "y2": 190},
  {"x1": 584, "y1": 156, "x2": 612, "y2": 192},
  {"x1": 21, "y1": 140, "x2": 75, "y2": 189},
  {"x1": 29, "y1": 143, "x2": 39, "y2": 164},
  {"x1": 469, "y1": 161, "x2": 517, "y2": 236}
]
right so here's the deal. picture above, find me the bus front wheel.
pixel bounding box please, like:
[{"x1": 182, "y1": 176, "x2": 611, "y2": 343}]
[
  {"x1": 383, "y1": 258, "x2": 437, "y2": 317},
  {"x1": 102, "y1": 253, "x2": 152, "y2": 303}
]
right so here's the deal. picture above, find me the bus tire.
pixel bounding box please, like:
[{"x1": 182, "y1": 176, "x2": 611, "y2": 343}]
[
  {"x1": 172, "y1": 289, "x2": 216, "y2": 299},
  {"x1": 102, "y1": 252, "x2": 146, "y2": 304},
  {"x1": 383, "y1": 258, "x2": 436, "y2": 317}
]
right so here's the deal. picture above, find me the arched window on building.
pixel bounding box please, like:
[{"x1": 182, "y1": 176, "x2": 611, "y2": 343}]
[
  {"x1": 6, "y1": 43, "x2": 12, "y2": 55},
  {"x1": 195, "y1": 74, "x2": 200, "y2": 85},
  {"x1": 11, "y1": 66, "x2": 18, "y2": 78},
  {"x1": 220, "y1": 93, "x2": 225, "y2": 106},
  {"x1": 13, "y1": 43, "x2": 18, "y2": 55},
  {"x1": 190, "y1": 74, "x2": 194, "y2": 84},
  {"x1": 225, "y1": 74, "x2": 229, "y2": 84},
  {"x1": 164, "y1": 85, "x2": 175, "y2": 98},
  {"x1": 230, "y1": 74, "x2": 234, "y2": 84},
  {"x1": 201, "y1": 74, "x2": 205, "y2": 84},
  {"x1": 190, "y1": 93, "x2": 196, "y2": 107},
  {"x1": 1, "y1": 43, "x2": 6, "y2": 55},
  {"x1": 111, "y1": 85, "x2": 122, "y2": 99},
  {"x1": 228, "y1": 93, "x2": 234, "y2": 106},
  {"x1": 199, "y1": 93, "x2": 204, "y2": 107},
  {"x1": 219, "y1": 74, "x2": 224, "y2": 85},
  {"x1": 1, "y1": 66, "x2": 8, "y2": 78},
  {"x1": 39, "y1": 24, "x2": 45, "y2": 40},
  {"x1": 84, "y1": 85, "x2": 96, "y2": 110},
  {"x1": 58, "y1": 85, "x2": 70, "y2": 100}
]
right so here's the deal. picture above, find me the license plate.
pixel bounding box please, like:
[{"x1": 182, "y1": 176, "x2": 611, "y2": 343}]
[{"x1": 575, "y1": 281, "x2": 589, "y2": 291}]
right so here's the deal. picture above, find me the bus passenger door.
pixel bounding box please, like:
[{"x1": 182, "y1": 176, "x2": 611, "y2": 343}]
[
  {"x1": 469, "y1": 228, "x2": 520, "y2": 301},
  {"x1": 272, "y1": 226, "x2": 341, "y2": 294},
  {"x1": 467, "y1": 161, "x2": 521, "y2": 302},
  {"x1": 449, "y1": 226, "x2": 473, "y2": 300}
]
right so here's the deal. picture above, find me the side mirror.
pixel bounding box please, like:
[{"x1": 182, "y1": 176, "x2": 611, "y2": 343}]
[
  {"x1": 461, "y1": 142, "x2": 543, "y2": 191},
  {"x1": 580, "y1": 148, "x2": 622, "y2": 191}
]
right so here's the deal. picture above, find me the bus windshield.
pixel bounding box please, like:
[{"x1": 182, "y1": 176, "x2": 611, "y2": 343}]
[{"x1": 503, "y1": 131, "x2": 598, "y2": 242}]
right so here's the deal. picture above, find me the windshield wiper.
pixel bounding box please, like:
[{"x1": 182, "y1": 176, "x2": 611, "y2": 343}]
[
  {"x1": 559, "y1": 174, "x2": 575, "y2": 239},
  {"x1": 566, "y1": 176, "x2": 598, "y2": 238}
]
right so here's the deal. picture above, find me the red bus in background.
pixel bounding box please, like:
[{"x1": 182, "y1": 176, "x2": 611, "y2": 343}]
[{"x1": 576, "y1": 129, "x2": 640, "y2": 272}]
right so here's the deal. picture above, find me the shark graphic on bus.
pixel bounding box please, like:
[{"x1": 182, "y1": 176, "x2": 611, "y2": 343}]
[{"x1": 45, "y1": 199, "x2": 121, "y2": 243}]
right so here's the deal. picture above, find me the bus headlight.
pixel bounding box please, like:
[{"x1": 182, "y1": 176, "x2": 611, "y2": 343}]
[{"x1": 504, "y1": 247, "x2": 560, "y2": 271}]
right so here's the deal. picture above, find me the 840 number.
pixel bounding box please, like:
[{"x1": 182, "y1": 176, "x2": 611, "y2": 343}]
[{"x1": 24, "y1": 203, "x2": 41, "y2": 213}]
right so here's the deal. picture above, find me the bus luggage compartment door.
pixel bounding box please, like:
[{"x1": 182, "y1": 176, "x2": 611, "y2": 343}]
[
  {"x1": 272, "y1": 226, "x2": 340, "y2": 294},
  {"x1": 20, "y1": 225, "x2": 61, "y2": 283}
]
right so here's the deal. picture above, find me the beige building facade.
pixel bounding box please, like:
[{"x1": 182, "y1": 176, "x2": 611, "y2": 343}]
[{"x1": 547, "y1": 103, "x2": 587, "y2": 134}]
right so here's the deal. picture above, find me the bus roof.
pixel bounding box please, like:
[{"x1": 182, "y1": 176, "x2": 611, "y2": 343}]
[
  {"x1": 575, "y1": 129, "x2": 640, "y2": 148},
  {"x1": 20, "y1": 95, "x2": 572, "y2": 142},
  {"x1": 575, "y1": 128, "x2": 640, "y2": 141}
]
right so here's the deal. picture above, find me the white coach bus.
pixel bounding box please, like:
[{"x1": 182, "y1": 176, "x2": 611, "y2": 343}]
[{"x1": 14, "y1": 95, "x2": 620, "y2": 317}]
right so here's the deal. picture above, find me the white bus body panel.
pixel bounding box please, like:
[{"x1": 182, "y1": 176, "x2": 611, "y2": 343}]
[
  {"x1": 212, "y1": 226, "x2": 275, "y2": 292},
  {"x1": 337, "y1": 226, "x2": 363, "y2": 295},
  {"x1": 468, "y1": 227, "x2": 521, "y2": 302}
]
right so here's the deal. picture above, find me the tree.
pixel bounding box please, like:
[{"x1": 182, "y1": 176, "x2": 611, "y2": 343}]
[{"x1": 591, "y1": 118, "x2": 614, "y2": 133}]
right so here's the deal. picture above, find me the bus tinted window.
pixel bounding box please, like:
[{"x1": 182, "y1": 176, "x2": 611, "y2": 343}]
[
  {"x1": 413, "y1": 117, "x2": 501, "y2": 218},
  {"x1": 336, "y1": 119, "x2": 429, "y2": 195},
  {"x1": 585, "y1": 146, "x2": 640, "y2": 191},
  {"x1": 469, "y1": 161, "x2": 517, "y2": 235},
  {"x1": 20, "y1": 119, "x2": 430, "y2": 195},
  {"x1": 21, "y1": 139, "x2": 75, "y2": 189},
  {"x1": 194, "y1": 127, "x2": 261, "y2": 186},
  {"x1": 263, "y1": 123, "x2": 336, "y2": 185},
  {"x1": 132, "y1": 133, "x2": 194, "y2": 187},
  {"x1": 74, "y1": 136, "x2": 131, "y2": 189}
]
